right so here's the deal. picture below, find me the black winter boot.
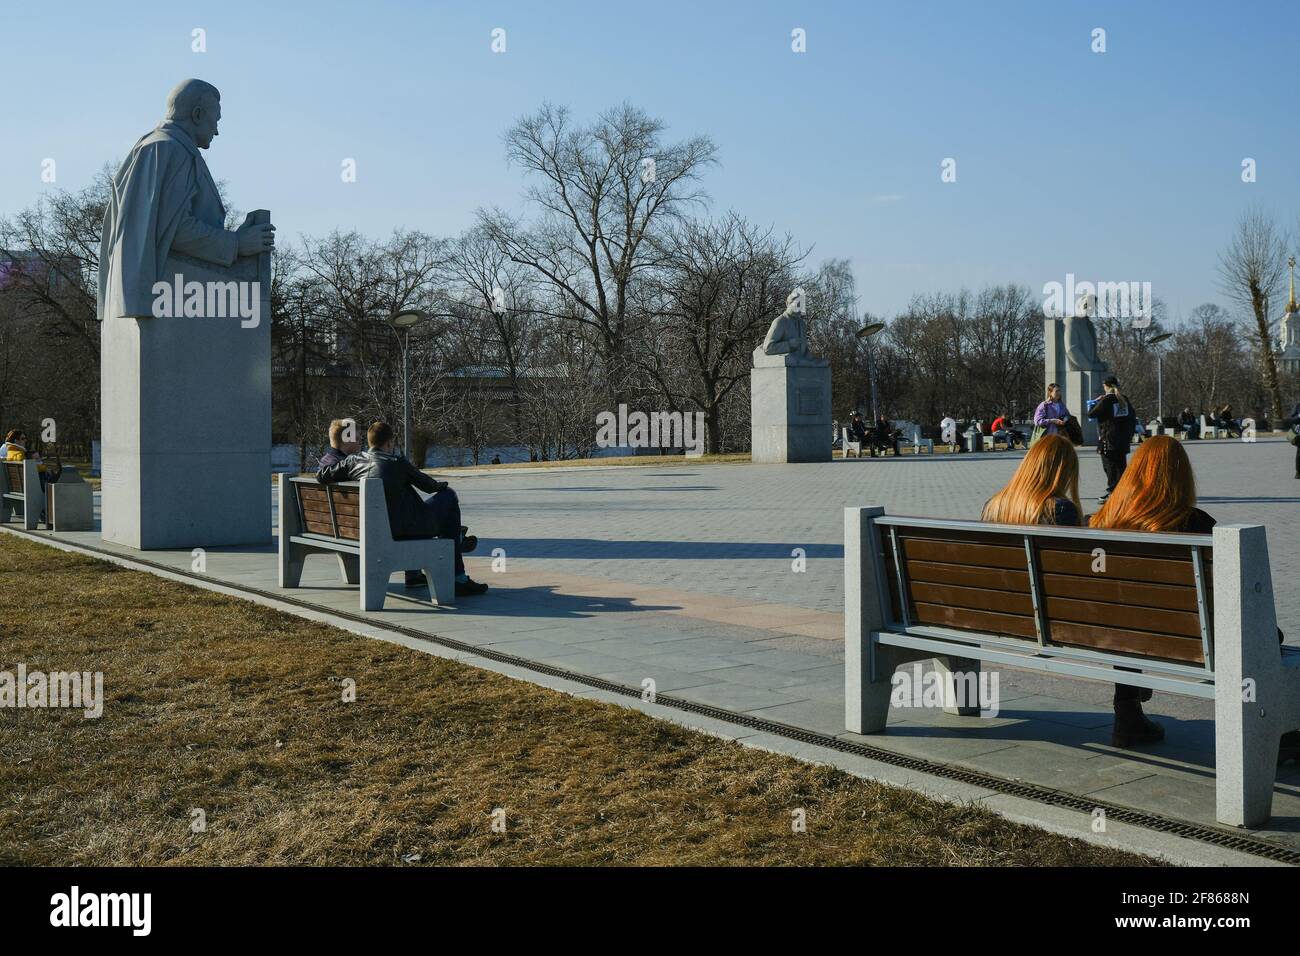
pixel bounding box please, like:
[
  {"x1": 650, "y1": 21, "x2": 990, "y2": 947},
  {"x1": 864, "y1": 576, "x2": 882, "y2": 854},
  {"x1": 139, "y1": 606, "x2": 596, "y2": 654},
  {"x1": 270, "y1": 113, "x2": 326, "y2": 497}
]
[
  {"x1": 1112, "y1": 700, "x2": 1165, "y2": 748},
  {"x1": 1280, "y1": 730, "x2": 1300, "y2": 765}
]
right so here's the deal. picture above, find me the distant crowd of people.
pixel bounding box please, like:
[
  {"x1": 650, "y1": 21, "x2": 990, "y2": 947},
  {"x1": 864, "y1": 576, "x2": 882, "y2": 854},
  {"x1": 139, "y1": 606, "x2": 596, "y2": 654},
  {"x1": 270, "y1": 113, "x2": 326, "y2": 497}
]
[
  {"x1": 1176, "y1": 404, "x2": 1245, "y2": 439},
  {"x1": 843, "y1": 411, "x2": 903, "y2": 457}
]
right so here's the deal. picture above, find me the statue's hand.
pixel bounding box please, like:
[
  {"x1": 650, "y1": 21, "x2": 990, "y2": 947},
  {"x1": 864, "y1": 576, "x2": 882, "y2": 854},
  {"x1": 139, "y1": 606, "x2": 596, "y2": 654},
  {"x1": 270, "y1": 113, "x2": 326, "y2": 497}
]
[{"x1": 236, "y1": 222, "x2": 276, "y2": 256}]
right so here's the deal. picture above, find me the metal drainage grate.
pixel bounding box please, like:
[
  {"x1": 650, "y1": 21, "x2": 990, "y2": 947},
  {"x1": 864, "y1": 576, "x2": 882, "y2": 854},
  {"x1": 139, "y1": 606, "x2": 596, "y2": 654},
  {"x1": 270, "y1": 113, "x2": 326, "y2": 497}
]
[{"x1": 12, "y1": 526, "x2": 1300, "y2": 865}]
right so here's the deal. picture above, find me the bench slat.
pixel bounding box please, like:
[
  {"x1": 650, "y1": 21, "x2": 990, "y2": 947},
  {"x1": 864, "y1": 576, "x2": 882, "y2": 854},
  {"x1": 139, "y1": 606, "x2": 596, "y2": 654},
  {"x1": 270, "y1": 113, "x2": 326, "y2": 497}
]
[
  {"x1": 896, "y1": 535, "x2": 1199, "y2": 588},
  {"x1": 1037, "y1": 546, "x2": 1198, "y2": 587},
  {"x1": 1051, "y1": 620, "x2": 1204, "y2": 663},
  {"x1": 910, "y1": 602, "x2": 1039, "y2": 640},
  {"x1": 302, "y1": 516, "x2": 338, "y2": 536},
  {"x1": 1039, "y1": 571, "x2": 1199, "y2": 613},
  {"x1": 301, "y1": 500, "x2": 360, "y2": 518}
]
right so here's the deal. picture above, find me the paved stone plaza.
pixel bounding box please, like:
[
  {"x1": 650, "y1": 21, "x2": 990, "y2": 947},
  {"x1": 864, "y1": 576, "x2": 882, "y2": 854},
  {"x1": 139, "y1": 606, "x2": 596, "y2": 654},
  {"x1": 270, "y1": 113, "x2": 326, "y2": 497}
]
[{"x1": 14, "y1": 436, "x2": 1300, "y2": 858}]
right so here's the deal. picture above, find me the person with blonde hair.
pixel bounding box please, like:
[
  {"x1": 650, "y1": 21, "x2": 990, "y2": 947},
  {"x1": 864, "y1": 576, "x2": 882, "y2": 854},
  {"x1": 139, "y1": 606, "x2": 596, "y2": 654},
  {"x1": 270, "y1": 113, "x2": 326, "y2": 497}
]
[
  {"x1": 975, "y1": 434, "x2": 1081, "y2": 717},
  {"x1": 1087, "y1": 375, "x2": 1138, "y2": 503},
  {"x1": 317, "y1": 418, "x2": 360, "y2": 471},
  {"x1": 981, "y1": 433, "x2": 1081, "y2": 526}
]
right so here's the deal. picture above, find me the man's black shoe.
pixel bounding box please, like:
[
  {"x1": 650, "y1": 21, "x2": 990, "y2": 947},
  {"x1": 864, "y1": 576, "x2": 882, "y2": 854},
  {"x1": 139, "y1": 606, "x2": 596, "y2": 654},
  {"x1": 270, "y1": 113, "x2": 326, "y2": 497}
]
[
  {"x1": 456, "y1": 577, "x2": 489, "y2": 597},
  {"x1": 1279, "y1": 730, "x2": 1300, "y2": 765},
  {"x1": 462, "y1": 534, "x2": 478, "y2": 554},
  {"x1": 404, "y1": 571, "x2": 426, "y2": 589}
]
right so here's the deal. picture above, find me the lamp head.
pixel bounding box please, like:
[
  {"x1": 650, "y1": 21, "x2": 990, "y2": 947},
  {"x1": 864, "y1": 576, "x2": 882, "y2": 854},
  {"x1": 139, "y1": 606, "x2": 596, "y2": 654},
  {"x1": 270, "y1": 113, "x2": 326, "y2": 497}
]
[{"x1": 389, "y1": 310, "x2": 426, "y2": 330}]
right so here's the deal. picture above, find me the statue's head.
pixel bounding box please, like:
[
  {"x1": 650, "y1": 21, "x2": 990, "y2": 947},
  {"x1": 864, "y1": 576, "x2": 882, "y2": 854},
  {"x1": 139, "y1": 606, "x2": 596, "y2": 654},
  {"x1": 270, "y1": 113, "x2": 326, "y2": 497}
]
[
  {"x1": 786, "y1": 288, "x2": 806, "y2": 315},
  {"x1": 165, "y1": 79, "x2": 221, "y2": 149}
]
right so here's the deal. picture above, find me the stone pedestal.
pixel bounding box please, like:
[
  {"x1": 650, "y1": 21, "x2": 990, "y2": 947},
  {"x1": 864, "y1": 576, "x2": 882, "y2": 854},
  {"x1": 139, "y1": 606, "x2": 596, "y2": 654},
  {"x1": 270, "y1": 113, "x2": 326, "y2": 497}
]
[
  {"x1": 1044, "y1": 318, "x2": 1103, "y2": 445},
  {"x1": 750, "y1": 362, "x2": 832, "y2": 463},
  {"x1": 100, "y1": 214, "x2": 272, "y2": 549},
  {"x1": 48, "y1": 467, "x2": 94, "y2": 532}
]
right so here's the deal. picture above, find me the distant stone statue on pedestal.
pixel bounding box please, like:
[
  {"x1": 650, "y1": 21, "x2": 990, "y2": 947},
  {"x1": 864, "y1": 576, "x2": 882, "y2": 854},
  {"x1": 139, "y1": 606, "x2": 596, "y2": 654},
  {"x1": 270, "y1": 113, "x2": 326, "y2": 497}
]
[
  {"x1": 751, "y1": 288, "x2": 831, "y2": 462},
  {"x1": 1046, "y1": 294, "x2": 1111, "y2": 446},
  {"x1": 98, "y1": 79, "x2": 276, "y2": 548},
  {"x1": 753, "y1": 289, "x2": 829, "y2": 367}
]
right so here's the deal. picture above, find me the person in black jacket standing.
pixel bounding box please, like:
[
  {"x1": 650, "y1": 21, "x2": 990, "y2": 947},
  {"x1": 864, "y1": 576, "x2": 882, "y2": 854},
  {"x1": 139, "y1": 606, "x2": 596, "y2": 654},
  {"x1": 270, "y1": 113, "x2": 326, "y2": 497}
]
[
  {"x1": 1283, "y1": 401, "x2": 1300, "y2": 479},
  {"x1": 1087, "y1": 375, "x2": 1137, "y2": 503}
]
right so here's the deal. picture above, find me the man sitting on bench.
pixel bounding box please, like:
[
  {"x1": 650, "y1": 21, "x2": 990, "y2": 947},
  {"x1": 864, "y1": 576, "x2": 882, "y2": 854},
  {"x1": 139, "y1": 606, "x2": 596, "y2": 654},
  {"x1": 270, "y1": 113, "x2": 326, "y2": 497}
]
[
  {"x1": 317, "y1": 418, "x2": 361, "y2": 471},
  {"x1": 317, "y1": 421, "x2": 488, "y2": 597}
]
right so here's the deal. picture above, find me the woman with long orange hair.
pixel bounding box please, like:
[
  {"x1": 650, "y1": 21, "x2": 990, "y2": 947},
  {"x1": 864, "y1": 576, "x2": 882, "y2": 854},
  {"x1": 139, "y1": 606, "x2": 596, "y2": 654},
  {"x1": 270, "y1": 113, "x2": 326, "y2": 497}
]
[
  {"x1": 1089, "y1": 435, "x2": 1213, "y2": 534},
  {"x1": 981, "y1": 433, "x2": 1081, "y2": 527},
  {"x1": 1089, "y1": 436, "x2": 1216, "y2": 747}
]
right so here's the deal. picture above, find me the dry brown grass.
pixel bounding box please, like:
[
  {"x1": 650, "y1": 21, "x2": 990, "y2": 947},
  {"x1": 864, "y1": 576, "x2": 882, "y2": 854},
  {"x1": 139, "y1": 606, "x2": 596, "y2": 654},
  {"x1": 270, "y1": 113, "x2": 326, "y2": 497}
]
[{"x1": 0, "y1": 534, "x2": 1156, "y2": 867}]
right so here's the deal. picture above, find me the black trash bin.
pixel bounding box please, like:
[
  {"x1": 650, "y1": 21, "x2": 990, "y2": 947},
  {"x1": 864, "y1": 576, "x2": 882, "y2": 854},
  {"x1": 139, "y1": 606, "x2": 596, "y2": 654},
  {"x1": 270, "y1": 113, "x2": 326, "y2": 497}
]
[{"x1": 963, "y1": 429, "x2": 983, "y2": 453}]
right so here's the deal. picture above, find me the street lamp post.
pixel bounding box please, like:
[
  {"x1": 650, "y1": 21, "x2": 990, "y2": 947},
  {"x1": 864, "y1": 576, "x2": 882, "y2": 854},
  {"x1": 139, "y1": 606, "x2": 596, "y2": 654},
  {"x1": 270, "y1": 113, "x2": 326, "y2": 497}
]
[
  {"x1": 388, "y1": 310, "x2": 427, "y2": 461},
  {"x1": 1148, "y1": 331, "x2": 1173, "y2": 426},
  {"x1": 856, "y1": 318, "x2": 887, "y2": 422}
]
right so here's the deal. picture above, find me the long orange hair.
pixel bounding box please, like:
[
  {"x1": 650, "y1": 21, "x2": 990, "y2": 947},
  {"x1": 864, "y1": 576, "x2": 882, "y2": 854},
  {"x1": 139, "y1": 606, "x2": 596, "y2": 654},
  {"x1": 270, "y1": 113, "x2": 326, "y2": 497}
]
[
  {"x1": 1089, "y1": 435, "x2": 1196, "y2": 532},
  {"x1": 981, "y1": 433, "x2": 1080, "y2": 525}
]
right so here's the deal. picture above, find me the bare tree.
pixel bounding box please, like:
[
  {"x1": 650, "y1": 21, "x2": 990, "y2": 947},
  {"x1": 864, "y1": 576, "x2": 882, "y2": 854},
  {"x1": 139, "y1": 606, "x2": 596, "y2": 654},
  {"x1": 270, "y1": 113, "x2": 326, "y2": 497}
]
[
  {"x1": 1219, "y1": 209, "x2": 1287, "y2": 418},
  {"x1": 297, "y1": 229, "x2": 451, "y2": 452},
  {"x1": 0, "y1": 175, "x2": 110, "y2": 448},
  {"x1": 638, "y1": 214, "x2": 803, "y2": 453},
  {"x1": 1161, "y1": 303, "x2": 1257, "y2": 420},
  {"x1": 478, "y1": 102, "x2": 718, "y2": 403}
]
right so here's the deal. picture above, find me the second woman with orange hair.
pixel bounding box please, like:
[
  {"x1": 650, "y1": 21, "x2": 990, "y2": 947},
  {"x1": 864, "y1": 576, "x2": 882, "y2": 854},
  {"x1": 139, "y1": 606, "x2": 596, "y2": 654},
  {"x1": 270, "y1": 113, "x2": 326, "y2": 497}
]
[
  {"x1": 1089, "y1": 436, "x2": 1215, "y2": 747},
  {"x1": 1089, "y1": 435, "x2": 1214, "y2": 535}
]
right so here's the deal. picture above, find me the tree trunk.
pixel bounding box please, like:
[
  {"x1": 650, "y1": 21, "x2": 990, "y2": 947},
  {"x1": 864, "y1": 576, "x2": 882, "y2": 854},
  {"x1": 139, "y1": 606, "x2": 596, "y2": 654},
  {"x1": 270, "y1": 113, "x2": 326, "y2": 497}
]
[{"x1": 1251, "y1": 289, "x2": 1284, "y2": 419}]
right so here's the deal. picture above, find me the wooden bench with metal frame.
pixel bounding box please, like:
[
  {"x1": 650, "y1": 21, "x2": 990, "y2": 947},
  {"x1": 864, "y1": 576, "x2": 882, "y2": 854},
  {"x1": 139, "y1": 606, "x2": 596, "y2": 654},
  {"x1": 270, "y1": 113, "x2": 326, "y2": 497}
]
[
  {"x1": 279, "y1": 475, "x2": 455, "y2": 612},
  {"x1": 0, "y1": 460, "x2": 41, "y2": 530},
  {"x1": 844, "y1": 507, "x2": 1300, "y2": 828}
]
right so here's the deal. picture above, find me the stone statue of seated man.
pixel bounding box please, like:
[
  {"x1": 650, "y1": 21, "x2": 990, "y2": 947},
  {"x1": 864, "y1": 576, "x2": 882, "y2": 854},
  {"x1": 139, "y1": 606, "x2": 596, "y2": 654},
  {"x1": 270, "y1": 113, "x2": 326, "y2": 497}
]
[{"x1": 753, "y1": 289, "x2": 828, "y2": 367}]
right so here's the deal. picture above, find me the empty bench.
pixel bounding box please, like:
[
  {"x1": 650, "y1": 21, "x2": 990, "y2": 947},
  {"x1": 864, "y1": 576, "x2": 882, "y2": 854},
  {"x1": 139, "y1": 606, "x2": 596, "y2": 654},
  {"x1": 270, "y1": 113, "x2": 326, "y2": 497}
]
[
  {"x1": 279, "y1": 476, "x2": 455, "y2": 611},
  {"x1": 0, "y1": 460, "x2": 40, "y2": 530},
  {"x1": 844, "y1": 507, "x2": 1300, "y2": 828}
]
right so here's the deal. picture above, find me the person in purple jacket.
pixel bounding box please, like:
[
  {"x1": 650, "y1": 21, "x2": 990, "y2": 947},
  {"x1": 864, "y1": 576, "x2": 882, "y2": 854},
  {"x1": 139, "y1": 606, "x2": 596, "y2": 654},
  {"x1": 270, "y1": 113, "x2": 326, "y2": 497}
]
[
  {"x1": 316, "y1": 418, "x2": 361, "y2": 471},
  {"x1": 1033, "y1": 382, "x2": 1071, "y2": 440}
]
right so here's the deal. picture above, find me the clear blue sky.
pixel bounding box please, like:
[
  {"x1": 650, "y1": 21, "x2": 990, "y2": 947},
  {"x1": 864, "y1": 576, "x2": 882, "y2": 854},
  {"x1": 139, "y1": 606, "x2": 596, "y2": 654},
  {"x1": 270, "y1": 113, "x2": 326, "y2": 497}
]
[{"x1": 2, "y1": 0, "x2": 1297, "y2": 320}]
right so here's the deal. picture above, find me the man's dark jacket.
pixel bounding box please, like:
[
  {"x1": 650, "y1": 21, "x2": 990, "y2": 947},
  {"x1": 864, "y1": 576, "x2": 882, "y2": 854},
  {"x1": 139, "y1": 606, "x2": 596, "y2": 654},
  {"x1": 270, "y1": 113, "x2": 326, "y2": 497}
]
[
  {"x1": 1088, "y1": 393, "x2": 1136, "y2": 457},
  {"x1": 317, "y1": 446, "x2": 347, "y2": 470},
  {"x1": 317, "y1": 449, "x2": 447, "y2": 539}
]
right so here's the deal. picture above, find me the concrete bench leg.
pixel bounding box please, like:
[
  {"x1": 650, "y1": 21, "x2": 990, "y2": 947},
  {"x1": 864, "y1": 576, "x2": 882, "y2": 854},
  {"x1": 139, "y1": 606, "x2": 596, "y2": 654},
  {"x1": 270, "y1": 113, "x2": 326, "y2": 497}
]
[
  {"x1": 22, "y1": 461, "x2": 40, "y2": 530},
  {"x1": 847, "y1": 640, "x2": 929, "y2": 733},
  {"x1": 936, "y1": 655, "x2": 982, "y2": 716},
  {"x1": 360, "y1": 564, "x2": 390, "y2": 612},
  {"x1": 280, "y1": 547, "x2": 306, "y2": 588},
  {"x1": 845, "y1": 505, "x2": 928, "y2": 732},
  {"x1": 419, "y1": 541, "x2": 456, "y2": 607},
  {"x1": 277, "y1": 477, "x2": 305, "y2": 588},
  {"x1": 337, "y1": 554, "x2": 360, "y2": 584},
  {"x1": 1212, "y1": 525, "x2": 1300, "y2": 827},
  {"x1": 846, "y1": 641, "x2": 895, "y2": 733}
]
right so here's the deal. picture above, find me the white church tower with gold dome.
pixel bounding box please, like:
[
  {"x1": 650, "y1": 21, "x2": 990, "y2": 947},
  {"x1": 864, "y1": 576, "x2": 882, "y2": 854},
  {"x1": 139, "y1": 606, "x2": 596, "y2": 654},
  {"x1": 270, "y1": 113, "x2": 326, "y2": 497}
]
[{"x1": 1279, "y1": 256, "x2": 1300, "y2": 375}]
